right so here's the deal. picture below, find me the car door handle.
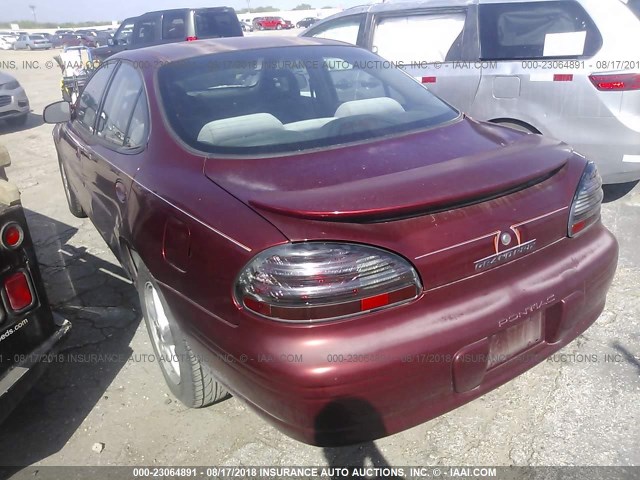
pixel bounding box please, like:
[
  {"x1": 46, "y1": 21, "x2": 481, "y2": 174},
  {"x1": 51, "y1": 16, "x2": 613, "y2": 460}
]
[{"x1": 115, "y1": 180, "x2": 127, "y2": 204}]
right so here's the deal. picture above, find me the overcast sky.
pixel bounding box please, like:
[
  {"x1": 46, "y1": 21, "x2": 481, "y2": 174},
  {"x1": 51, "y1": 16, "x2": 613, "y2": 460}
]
[{"x1": 0, "y1": 0, "x2": 355, "y2": 23}]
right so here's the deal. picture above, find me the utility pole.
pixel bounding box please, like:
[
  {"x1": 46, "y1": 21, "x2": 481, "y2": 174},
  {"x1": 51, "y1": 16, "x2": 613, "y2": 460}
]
[
  {"x1": 29, "y1": 5, "x2": 37, "y2": 23},
  {"x1": 246, "y1": 0, "x2": 251, "y2": 14}
]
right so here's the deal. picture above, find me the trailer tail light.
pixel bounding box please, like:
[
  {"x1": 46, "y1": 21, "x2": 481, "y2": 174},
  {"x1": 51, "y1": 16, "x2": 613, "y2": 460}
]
[
  {"x1": 185, "y1": 36, "x2": 198, "y2": 42},
  {"x1": 1, "y1": 222, "x2": 24, "y2": 249},
  {"x1": 235, "y1": 242, "x2": 422, "y2": 322},
  {"x1": 589, "y1": 73, "x2": 640, "y2": 91},
  {"x1": 4, "y1": 271, "x2": 34, "y2": 312},
  {"x1": 568, "y1": 162, "x2": 603, "y2": 237}
]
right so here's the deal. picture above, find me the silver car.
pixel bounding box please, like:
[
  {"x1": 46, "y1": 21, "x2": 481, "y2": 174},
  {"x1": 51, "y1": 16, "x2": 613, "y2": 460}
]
[
  {"x1": 13, "y1": 34, "x2": 52, "y2": 50},
  {"x1": 302, "y1": 0, "x2": 640, "y2": 184},
  {"x1": 0, "y1": 72, "x2": 29, "y2": 126}
]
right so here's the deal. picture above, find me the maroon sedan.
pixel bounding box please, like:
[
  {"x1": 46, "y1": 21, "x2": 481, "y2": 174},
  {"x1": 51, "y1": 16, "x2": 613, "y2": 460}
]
[{"x1": 43, "y1": 37, "x2": 618, "y2": 446}]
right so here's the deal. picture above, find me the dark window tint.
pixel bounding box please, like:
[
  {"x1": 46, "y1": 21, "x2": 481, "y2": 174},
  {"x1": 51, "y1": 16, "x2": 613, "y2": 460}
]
[
  {"x1": 163, "y1": 11, "x2": 186, "y2": 40},
  {"x1": 96, "y1": 63, "x2": 145, "y2": 148},
  {"x1": 132, "y1": 16, "x2": 160, "y2": 45},
  {"x1": 74, "y1": 66, "x2": 113, "y2": 133},
  {"x1": 195, "y1": 10, "x2": 243, "y2": 38},
  {"x1": 306, "y1": 15, "x2": 364, "y2": 45},
  {"x1": 479, "y1": 1, "x2": 602, "y2": 60}
]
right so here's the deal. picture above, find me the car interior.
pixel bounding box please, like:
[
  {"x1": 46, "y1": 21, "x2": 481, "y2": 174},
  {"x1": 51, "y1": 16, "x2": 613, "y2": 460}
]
[{"x1": 160, "y1": 50, "x2": 457, "y2": 153}]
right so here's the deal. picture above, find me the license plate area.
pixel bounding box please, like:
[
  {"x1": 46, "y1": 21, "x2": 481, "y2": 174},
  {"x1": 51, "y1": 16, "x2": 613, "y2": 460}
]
[{"x1": 488, "y1": 311, "x2": 543, "y2": 369}]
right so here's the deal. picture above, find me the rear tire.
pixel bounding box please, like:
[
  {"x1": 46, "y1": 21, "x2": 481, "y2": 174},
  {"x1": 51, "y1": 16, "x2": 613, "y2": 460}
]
[
  {"x1": 137, "y1": 263, "x2": 229, "y2": 408},
  {"x1": 58, "y1": 157, "x2": 87, "y2": 218}
]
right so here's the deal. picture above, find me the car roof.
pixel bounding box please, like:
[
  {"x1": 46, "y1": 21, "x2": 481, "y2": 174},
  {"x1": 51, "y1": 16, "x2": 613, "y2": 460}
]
[
  {"x1": 139, "y1": 6, "x2": 235, "y2": 16},
  {"x1": 111, "y1": 36, "x2": 349, "y2": 64}
]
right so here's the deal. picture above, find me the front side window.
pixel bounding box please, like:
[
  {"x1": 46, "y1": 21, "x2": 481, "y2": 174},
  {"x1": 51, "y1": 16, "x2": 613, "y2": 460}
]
[
  {"x1": 74, "y1": 66, "x2": 113, "y2": 133},
  {"x1": 306, "y1": 15, "x2": 364, "y2": 45},
  {"x1": 115, "y1": 21, "x2": 135, "y2": 45},
  {"x1": 373, "y1": 13, "x2": 467, "y2": 63},
  {"x1": 132, "y1": 17, "x2": 159, "y2": 45},
  {"x1": 479, "y1": 1, "x2": 602, "y2": 60},
  {"x1": 158, "y1": 46, "x2": 458, "y2": 155},
  {"x1": 95, "y1": 63, "x2": 146, "y2": 148}
]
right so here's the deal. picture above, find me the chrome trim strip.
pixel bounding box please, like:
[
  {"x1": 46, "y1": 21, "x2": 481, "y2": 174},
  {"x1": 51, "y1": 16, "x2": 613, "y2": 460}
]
[
  {"x1": 415, "y1": 231, "x2": 500, "y2": 260},
  {"x1": 157, "y1": 280, "x2": 238, "y2": 328},
  {"x1": 134, "y1": 181, "x2": 252, "y2": 252},
  {"x1": 415, "y1": 207, "x2": 568, "y2": 260}
]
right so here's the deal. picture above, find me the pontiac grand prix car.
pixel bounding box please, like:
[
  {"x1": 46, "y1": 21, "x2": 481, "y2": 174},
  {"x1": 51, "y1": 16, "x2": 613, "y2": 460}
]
[{"x1": 43, "y1": 37, "x2": 618, "y2": 446}]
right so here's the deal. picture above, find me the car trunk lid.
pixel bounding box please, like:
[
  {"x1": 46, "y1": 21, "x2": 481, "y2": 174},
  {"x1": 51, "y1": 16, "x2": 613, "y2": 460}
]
[{"x1": 205, "y1": 118, "x2": 570, "y2": 223}]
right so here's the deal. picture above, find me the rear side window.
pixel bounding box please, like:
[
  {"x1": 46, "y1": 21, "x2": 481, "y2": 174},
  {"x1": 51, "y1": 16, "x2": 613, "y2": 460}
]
[
  {"x1": 479, "y1": 1, "x2": 602, "y2": 60},
  {"x1": 163, "y1": 12, "x2": 187, "y2": 40},
  {"x1": 373, "y1": 13, "x2": 467, "y2": 63},
  {"x1": 306, "y1": 15, "x2": 364, "y2": 45},
  {"x1": 95, "y1": 63, "x2": 146, "y2": 149},
  {"x1": 195, "y1": 10, "x2": 243, "y2": 38},
  {"x1": 74, "y1": 66, "x2": 113, "y2": 133}
]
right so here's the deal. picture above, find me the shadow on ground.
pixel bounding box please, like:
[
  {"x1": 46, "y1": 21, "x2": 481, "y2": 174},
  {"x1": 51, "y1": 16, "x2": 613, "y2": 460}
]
[
  {"x1": 0, "y1": 209, "x2": 140, "y2": 467},
  {"x1": 603, "y1": 181, "x2": 639, "y2": 203},
  {"x1": 0, "y1": 113, "x2": 44, "y2": 135},
  {"x1": 317, "y1": 398, "x2": 404, "y2": 480}
]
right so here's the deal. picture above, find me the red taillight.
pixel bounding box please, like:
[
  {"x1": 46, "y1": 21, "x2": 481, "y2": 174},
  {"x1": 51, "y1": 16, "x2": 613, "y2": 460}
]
[
  {"x1": 1, "y1": 222, "x2": 24, "y2": 249},
  {"x1": 185, "y1": 36, "x2": 198, "y2": 42},
  {"x1": 589, "y1": 73, "x2": 640, "y2": 91},
  {"x1": 236, "y1": 243, "x2": 422, "y2": 322},
  {"x1": 4, "y1": 271, "x2": 34, "y2": 311},
  {"x1": 421, "y1": 76, "x2": 436, "y2": 84},
  {"x1": 568, "y1": 162, "x2": 603, "y2": 237}
]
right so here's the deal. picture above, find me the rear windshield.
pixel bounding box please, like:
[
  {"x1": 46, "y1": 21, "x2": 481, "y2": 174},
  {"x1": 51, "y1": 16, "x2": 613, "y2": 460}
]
[
  {"x1": 158, "y1": 45, "x2": 458, "y2": 155},
  {"x1": 194, "y1": 10, "x2": 243, "y2": 38},
  {"x1": 31, "y1": 35, "x2": 44, "y2": 40}
]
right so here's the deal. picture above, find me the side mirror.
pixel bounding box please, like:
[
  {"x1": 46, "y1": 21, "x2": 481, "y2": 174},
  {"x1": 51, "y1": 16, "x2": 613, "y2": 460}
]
[
  {"x1": 43, "y1": 101, "x2": 71, "y2": 124},
  {"x1": 107, "y1": 38, "x2": 115, "y2": 46}
]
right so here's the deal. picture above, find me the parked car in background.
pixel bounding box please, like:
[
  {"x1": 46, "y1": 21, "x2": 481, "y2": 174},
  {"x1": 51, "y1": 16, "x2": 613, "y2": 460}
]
[
  {"x1": 240, "y1": 20, "x2": 254, "y2": 32},
  {"x1": 0, "y1": 72, "x2": 29, "y2": 126},
  {"x1": 12, "y1": 34, "x2": 52, "y2": 50},
  {"x1": 33, "y1": 32, "x2": 53, "y2": 41},
  {"x1": 253, "y1": 16, "x2": 288, "y2": 30},
  {"x1": 44, "y1": 36, "x2": 617, "y2": 446},
  {"x1": 54, "y1": 29, "x2": 74, "y2": 35},
  {"x1": 92, "y1": 30, "x2": 113, "y2": 47},
  {"x1": 0, "y1": 36, "x2": 16, "y2": 50},
  {"x1": 92, "y1": 7, "x2": 243, "y2": 61},
  {"x1": 52, "y1": 34, "x2": 97, "y2": 49},
  {"x1": 283, "y1": 19, "x2": 295, "y2": 29},
  {"x1": 296, "y1": 17, "x2": 319, "y2": 28},
  {"x1": 303, "y1": 0, "x2": 640, "y2": 184},
  {"x1": 0, "y1": 144, "x2": 71, "y2": 424}
]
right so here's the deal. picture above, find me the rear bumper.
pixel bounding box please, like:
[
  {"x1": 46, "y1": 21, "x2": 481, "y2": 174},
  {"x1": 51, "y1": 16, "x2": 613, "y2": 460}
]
[
  {"x1": 0, "y1": 313, "x2": 70, "y2": 422},
  {"x1": 188, "y1": 223, "x2": 618, "y2": 446}
]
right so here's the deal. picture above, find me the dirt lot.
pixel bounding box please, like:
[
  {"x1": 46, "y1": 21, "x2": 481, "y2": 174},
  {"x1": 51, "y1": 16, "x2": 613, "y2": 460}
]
[{"x1": 0, "y1": 47, "x2": 639, "y2": 471}]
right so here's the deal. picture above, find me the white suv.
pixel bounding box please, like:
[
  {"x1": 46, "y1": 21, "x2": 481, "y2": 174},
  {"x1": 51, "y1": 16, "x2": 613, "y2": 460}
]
[
  {"x1": 0, "y1": 72, "x2": 29, "y2": 127},
  {"x1": 303, "y1": 0, "x2": 640, "y2": 184}
]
